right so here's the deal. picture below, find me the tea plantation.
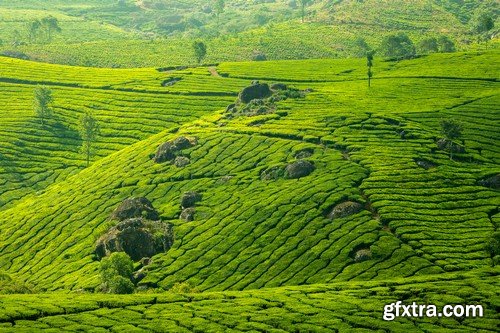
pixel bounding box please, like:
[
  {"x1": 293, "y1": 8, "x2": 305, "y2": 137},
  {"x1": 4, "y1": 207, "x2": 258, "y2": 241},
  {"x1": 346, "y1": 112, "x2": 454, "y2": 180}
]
[
  {"x1": 0, "y1": 0, "x2": 495, "y2": 67},
  {"x1": 0, "y1": 47, "x2": 499, "y2": 331}
]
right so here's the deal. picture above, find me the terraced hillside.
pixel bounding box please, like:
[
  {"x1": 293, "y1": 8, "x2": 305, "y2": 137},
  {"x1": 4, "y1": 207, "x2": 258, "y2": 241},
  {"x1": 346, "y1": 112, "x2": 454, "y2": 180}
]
[
  {"x1": 1, "y1": 269, "x2": 498, "y2": 332},
  {"x1": 0, "y1": 49, "x2": 498, "y2": 300},
  {"x1": 0, "y1": 0, "x2": 497, "y2": 67},
  {"x1": 0, "y1": 56, "x2": 249, "y2": 209}
]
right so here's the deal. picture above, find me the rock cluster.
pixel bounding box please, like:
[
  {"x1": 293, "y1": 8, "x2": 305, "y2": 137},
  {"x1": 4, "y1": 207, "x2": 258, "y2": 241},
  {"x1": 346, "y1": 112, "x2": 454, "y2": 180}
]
[
  {"x1": 238, "y1": 82, "x2": 272, "y2": 103},
  {"x1": 95, "y1": 197, "x2": 173, "y2": 261},
  {"x1": 153, "y1": 136, "x2": 196, "y2": 164}
]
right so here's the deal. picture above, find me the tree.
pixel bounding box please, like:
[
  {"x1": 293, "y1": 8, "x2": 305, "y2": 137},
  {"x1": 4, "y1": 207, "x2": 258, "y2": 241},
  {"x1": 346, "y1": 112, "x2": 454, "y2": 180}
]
[
  {"x1": 214, "y1": 0, "x2": 225, "y2": 23},
  {"x1": 470, "y1": 11, "x2": 495, "y2": 48},
  {"x1": 297, "y1": 0, "x2": 312, "y2": 23},
  {"x1": 100, "y1": 252, "x2": 135, "y2": 294},
  {"x1": 33, "y1": 86, "x2": 53, "y2": 125},
  {"x1": 437, "y1": 36, "x2": 456, "y2": 53},
  {"x1": 353, "y1": 37, "x2": 370, "y2": 58},
  {"x1": 440, "y1": 119, "x2": 463, "y2": 159},
  {"x1": 40, "y1": 16, "x2": 61, "y2": 42},
  {"x1": 366, "y1": 50, "x2": 375, "y2": 87},
  {"x1": 192, "y1": 41, "x2": 207, "y2": 64},
  {"x1": 26, "y1": 19, "x2": 42, "y2": 43},
  {"x1": 79, "y1": 111, "x2": 100, "y2": 167},
  {"x1": 418, "y1": 37, "x2": 438, "y2": 54},
  {"x1": 379, "y1": 33, "x2": 416, "y2": 60}
]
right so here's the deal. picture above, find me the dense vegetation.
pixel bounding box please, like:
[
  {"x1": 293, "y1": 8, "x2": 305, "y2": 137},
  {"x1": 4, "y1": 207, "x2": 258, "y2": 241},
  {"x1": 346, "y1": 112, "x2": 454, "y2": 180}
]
[
  {"x1": 0, "y1": 269, "x2": 498, "y2": 332},
  {"x1": 0, "y1": 0, "x2": 498, "y2": 67}
]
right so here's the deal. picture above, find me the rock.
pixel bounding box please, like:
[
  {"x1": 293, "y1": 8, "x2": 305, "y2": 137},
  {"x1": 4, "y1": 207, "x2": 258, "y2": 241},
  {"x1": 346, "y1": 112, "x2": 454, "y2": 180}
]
[
  {"x1": 478, "y1": 174, "x2": 500, "y2": 189},
  {"x1": 110, "y1": 197, "x2": 160, "y2": 222},
  {"x1": 415, "y1": 159, "x2": 437, "y2": 170},
  {"x1": 94, "y1": 218, "x2": 173, "y2": 261},
  {"x1": 140, "y1": 257, "x2": 152, "y2": 267},
  {"x1": 270, "y1": 83, "x2": 288, "y2": 91},
  {"x1": 161, "y1": 77, "x2": 181, "y2": 87},
  {"x1": 153, "y1": 136, "x2": 196, "y2": 163},
  {"x1": 180, "y1": 208, "x2": 196, "y2": 221},
  {"x1": 294, "y1": 148, "x2": 314, "y2": 159},
  {"x1": 261, "y1": 166, "x2": 284, "y2": 181},
  {"x1": 174, "y1": 156, "x2": 190, "y2": 168},
  {"x1": 284, "y1": 160, "x2": 315, "y2": 179},
  {"x1": 354, "y1": 249, "x2": 372, "y2": 262},
  {"x1": 132, "y1": 269, "x2": 147, "y2": 284},
  {"x1": 327, "y1": 201, "x2": 364, "y2": 219},
  {"x1": 181, "y1": 191, "x2": 202, "y2": 208},
  {"x1": 225, "y1": 103, "x2": 236, "y2": 112},
  {"x1": 436, "y1": 138, "x2": 465, "y2": 153},
  {"x1": 238, "y1": 83, "x2": 272, "y2": 103}
]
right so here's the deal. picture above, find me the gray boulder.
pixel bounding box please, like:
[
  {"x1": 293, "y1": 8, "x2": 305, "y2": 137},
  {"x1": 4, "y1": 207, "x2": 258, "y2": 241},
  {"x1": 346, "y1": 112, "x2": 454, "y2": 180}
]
[
  {"x1": 94, "y1": 218, "x2": 173, "y2": 261},
  {"x1": 110, "y1": 197, "x2": 159, "y2": 221},
  {"x1": 327, "y1": 201, "x2": 364, "y2": 219},
  {"x1": 238, "y1": 83, "x2": 272, "y2": 103},
  {"x1": 284, "y1": 160, "x2": 315, "y2": 179}
]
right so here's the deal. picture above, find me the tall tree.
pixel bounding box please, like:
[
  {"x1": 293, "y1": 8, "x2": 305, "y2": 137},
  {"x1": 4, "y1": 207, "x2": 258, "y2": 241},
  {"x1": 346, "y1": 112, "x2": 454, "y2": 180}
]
[
  {"x1": 440, "y1": 119, "x2": 463, "y2": 159},
  {"x1": 41, "y1": 16, "x2": 62, "y2": 42},
  {"x1": 26, "y1": 19, "x2": 42, "y2": 43},
  {"x1": 192, "y1": 41, "x2": 207, "y2": 64},
  {"x1": 214, "y1": 0, "x2": 225, "y2": 24},
  {"x1": 297, "y1": 0, "x2": 312, "y2": 23},
  {"x1": 366, "y1": 50, "x2": 375, "y2": 87},
  {"x1": 33, "y1": 86, "x2": 53, "y2": 125},
  {"x1": 79, "y1": 111, "x2": 100, "y2": 167}
]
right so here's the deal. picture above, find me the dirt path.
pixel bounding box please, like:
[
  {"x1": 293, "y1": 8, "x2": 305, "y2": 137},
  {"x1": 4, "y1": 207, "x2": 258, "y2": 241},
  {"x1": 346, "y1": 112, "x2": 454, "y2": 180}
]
[{"x1": 208, "y1": 67, "x2": 221, "y2": 77}]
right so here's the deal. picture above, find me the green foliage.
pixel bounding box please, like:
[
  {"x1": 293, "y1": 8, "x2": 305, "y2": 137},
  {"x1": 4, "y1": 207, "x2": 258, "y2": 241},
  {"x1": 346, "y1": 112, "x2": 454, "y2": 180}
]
[
  {"x1": 0, "y1": 270, "x2": 498, "y2": 331},
  {"x1": 440, "y1": 119, "x2": 463, "y2": 141},
  {"x1": 25, "y1": 16, "x2": 62, "y2": 44},
  {"x1": 169, "y1": 282, "x2": 200, "y2": 293},
  {"x1": 100, "y1": 252, "x2": 134, "y2": 294},
  {"x1": 79, "y1": 111, "x2": 100, "y2": 167},
  {"x1": 0, "y1": 50, "x2": 498, "y2": 308},
  {"x1": 192, "y1": 40, "x2": 207, "y2": 64},
  {"x1": 437, "y1": 35, "x2": 456, "y2": 53},
  {"x1": 33, "y1": 85, "x2": 53, "y2": 125},
  {"x1": 0, "y1": 272, "x2": 33, "y2": 294},
  {"x1": 485, "y1": 232, "x2": 500, "y2": 259},
  {"x1": 419, "y1": 37, "x2": 439, "y2": 54},
  {"x1": 470, "y1": 11, "x2": 495, "y2": 35},
  {"x1": 366, "y1": 49, "x2": 375, "y2": 87},
  {"x1": 379, "y1": 33, "x2": 416, "y2": 60}
]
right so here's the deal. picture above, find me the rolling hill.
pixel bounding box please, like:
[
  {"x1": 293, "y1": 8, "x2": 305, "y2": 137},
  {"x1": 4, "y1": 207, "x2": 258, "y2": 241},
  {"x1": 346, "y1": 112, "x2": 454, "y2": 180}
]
[
  {"x1": 0, "y1": 11, "x2": 499, "y2": 328},
  {"x1": 0, "y1": 0, "x2": 497, "y2": 67}
]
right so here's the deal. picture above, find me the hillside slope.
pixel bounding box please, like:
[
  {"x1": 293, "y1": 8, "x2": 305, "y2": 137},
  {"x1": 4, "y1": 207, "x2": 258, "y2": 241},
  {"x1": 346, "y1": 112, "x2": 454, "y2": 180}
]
[
  {"x1": 0, "y1": 50, "x2": 498, "y2": 293},
  {"x1": 0, "y1": 269, "x2": 498, "y2": 332},
  {"x1": 0, "y1": 0, "x2": 497, "y2": 67}
]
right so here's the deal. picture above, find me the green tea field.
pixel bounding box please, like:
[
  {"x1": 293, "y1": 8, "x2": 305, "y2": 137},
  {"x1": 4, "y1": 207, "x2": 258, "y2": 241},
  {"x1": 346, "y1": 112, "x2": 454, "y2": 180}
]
[{"x1": 0, "y1": 46, "x2": 499, "y2": 331}]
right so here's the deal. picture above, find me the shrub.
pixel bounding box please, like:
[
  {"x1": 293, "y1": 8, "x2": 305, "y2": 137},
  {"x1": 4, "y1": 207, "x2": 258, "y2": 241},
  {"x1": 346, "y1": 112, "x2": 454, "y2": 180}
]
[
  {"x1": 100, "y1": 252, "x2": 135, "y2": 294},
  {"x1": 379, "y1": 33, "x2": 416, "y2": 60},
  {"x1": 170, "y1": 282, "x2": 199, "y2": 293},
  {"x1": 485, "y1": 232, "x2": 500, "y2": 265},
  {"x1": 0, "y1": 272, "x2": 33, "y2": 294},
  {"x1": 108, "y1": 275, "x2": 135, "y2": 294},
  {"x1": 437, "y1": 36, "x2": 456, "y2": 53},
  {"x1": 418, "y1": 37, "x2": 438, "y2": 54}
]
